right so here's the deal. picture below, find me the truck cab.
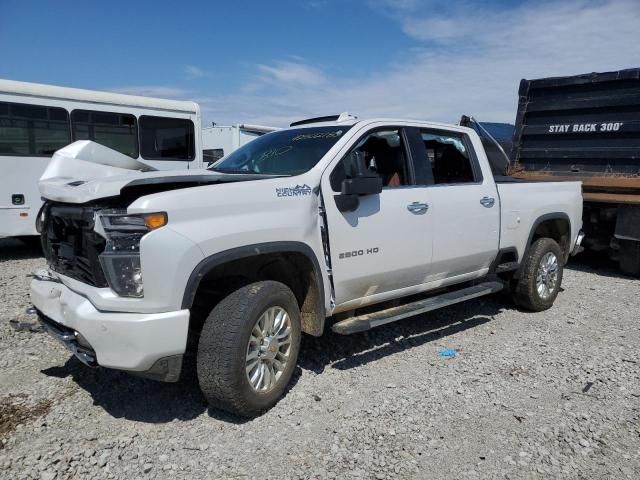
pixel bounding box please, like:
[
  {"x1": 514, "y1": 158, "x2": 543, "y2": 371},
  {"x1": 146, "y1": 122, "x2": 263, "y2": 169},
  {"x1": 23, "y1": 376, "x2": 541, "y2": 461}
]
[{"x1": 30, "y1": 114, "x2": 583, "y2": 416}]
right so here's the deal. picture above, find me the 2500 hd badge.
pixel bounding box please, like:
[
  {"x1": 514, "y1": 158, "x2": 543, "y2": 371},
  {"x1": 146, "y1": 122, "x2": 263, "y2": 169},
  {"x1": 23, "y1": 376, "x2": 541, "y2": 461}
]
[{"x1": 339, "y1": 247, "x2": 380, "y2": 259}]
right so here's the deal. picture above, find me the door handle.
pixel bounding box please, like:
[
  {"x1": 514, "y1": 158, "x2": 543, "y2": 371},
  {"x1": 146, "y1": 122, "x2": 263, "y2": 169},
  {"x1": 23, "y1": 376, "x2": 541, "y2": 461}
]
[
  {"x1": 407, "y1": 202, "x2": 429, "y2": 215},
  {"x1": 480, "y1": 196, "x2": 495, "y2": 208}
]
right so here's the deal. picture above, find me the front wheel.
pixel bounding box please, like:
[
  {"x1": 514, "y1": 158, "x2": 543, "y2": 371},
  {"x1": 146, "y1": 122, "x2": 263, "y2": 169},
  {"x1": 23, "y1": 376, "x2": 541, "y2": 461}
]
[
  {"x1": 512, "y1": 238, "x2": 564, "y2": 311},
  {"x1": 197, "y1": 281, "x2": 301, "y2": 417}
]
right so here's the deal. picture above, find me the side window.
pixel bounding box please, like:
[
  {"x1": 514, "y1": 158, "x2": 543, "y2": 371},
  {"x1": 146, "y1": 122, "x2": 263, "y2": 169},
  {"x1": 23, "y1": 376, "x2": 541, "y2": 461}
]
[
  {"x1": 71, "y1": 110, "x2": 138, "y2": 158},
  {"x1": 140, "y1": 116, "x2": 195, "y2": 161},
  {"x1": 420, "y1": 130, "x2": 478, "y2": 184},
  {"x1": 331, "y1": 129, "x2": 408, "y2": 191},
  {"x1": 0, "y1": 101, "x2": 70, "y2": 156}
]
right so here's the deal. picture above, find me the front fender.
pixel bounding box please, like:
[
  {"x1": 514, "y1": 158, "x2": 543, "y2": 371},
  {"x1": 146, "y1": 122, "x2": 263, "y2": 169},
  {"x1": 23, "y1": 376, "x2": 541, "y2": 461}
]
[{"x1": 181, "y1": 241, "x2": 325, "y2": 311}]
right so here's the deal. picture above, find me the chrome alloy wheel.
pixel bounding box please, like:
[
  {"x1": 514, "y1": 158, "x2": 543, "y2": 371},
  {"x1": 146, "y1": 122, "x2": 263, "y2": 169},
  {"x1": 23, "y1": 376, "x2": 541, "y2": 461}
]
[
  {"x1": 245, "y1": 306, "x2": 292, "y2": 392},
  {"x1": 536, "y1": 252, "x2": 559, "y2": 300}
]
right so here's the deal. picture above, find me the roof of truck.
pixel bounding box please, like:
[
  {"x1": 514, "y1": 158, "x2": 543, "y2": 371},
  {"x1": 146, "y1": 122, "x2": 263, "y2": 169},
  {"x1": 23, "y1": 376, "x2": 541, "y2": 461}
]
[
  {"x1": 288, "y1": 112, "x2": 467, "y2": 132},
  {"x1": 287, "y1": 117, "x2": 466, "y2": 132}
]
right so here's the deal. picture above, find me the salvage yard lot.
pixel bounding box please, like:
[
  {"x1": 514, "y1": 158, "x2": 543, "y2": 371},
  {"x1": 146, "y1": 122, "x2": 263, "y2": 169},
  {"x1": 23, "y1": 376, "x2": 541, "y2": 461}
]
[{"x1": 0, "y1": 238, "x2": 638, "y2": 479}]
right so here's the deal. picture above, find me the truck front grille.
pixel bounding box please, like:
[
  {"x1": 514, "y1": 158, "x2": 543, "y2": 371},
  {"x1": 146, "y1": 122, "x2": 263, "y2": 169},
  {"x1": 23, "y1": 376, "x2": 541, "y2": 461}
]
[{"x1": 42, "y1": 204, "x2": 108, "y2": 287}]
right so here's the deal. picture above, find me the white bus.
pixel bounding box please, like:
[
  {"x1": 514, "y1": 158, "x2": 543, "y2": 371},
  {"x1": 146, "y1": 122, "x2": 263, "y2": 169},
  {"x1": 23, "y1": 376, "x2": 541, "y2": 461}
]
[
  {"x1": 0, "y1": 79, "x2": 202, "y2": 239},
  {"x1": 201, "y1": 124, "x2": 278, "y2": 164}
]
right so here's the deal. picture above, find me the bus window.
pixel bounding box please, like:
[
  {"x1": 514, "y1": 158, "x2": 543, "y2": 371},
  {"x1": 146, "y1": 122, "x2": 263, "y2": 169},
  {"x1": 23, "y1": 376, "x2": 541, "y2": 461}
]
[
  {"x1": 139, "y1": 116, "x2": 195, "y2": 160},
  {"x1": 0, "y1": 101, "x2": 70, "y2": 156},
  {"x1": 71, "y1": 110, "x2": 138, "y2": 158},
  {"x1": 203, "y1": 148, "x2": 224, "y2": 163}
]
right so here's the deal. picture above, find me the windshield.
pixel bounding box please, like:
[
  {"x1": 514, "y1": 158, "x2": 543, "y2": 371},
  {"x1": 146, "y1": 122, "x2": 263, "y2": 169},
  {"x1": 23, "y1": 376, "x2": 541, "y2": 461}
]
[{"x1": 209, "y1": 126, "x2": 351, "y2": 175}]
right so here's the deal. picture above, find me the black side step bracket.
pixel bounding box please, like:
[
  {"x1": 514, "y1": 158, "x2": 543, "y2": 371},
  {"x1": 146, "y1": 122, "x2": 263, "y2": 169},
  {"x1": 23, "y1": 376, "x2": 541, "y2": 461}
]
[
  {"x1": 495, "y1": 261, "x2": 519, "y2": 273},
  {"x1": 331, "y1": 281, "x2": 503, "y2": 335}
]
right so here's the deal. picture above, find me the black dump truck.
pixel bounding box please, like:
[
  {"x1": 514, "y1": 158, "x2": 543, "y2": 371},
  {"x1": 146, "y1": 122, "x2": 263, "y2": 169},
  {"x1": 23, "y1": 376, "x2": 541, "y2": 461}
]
[{"x1": 509, "y1": 68, "x2": 640, "y2": 276}]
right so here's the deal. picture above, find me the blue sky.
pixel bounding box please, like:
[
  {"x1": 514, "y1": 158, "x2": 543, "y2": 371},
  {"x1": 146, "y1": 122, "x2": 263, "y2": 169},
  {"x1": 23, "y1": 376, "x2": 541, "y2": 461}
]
[{"x1": 1, "y1": 0, "x2": 639, "y2": 126}]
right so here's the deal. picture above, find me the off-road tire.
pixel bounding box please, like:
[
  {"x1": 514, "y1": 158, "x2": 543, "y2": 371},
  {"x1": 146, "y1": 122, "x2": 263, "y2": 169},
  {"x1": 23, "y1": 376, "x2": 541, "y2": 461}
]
[
  {"x1": 197, "y1": 281, "x2": 301, "y2": 417},
  {"x1": 512, "y1": 238, "x2": 564, "y2": 312},
  {"x1": 619, "y1": 240, "x2": 640, "y2": 277}
]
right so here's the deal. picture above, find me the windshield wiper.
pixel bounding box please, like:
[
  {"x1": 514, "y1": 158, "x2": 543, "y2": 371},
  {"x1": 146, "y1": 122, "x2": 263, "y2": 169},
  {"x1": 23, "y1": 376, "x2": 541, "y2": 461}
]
[{"x1": 208, "y1": 167, "x2": 252, "y2": 174}]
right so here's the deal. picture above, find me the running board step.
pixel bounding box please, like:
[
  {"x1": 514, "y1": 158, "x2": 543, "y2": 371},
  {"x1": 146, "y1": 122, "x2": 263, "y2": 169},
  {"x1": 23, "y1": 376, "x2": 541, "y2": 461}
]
[{"x1": 331, "y1": 281, "x2": 504, "y2": 335}]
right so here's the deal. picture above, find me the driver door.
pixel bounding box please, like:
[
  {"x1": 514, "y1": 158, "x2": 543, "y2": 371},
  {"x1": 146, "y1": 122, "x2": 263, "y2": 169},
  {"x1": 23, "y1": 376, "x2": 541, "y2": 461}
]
[{"x1": 321, "y1": 127, "x2": 433, "y2": 309}]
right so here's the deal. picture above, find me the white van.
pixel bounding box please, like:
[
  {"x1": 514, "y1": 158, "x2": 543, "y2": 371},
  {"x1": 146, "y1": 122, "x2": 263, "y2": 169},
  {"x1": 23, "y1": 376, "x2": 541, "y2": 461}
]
[{"x1": 0, "y1": 79, "x2": 202, "y2": 239}]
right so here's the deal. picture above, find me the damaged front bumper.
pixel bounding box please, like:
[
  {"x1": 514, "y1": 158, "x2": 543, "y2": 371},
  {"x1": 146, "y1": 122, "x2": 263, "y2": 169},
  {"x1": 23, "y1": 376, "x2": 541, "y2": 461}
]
[
  {"x1": 29, "y1": 271, "x2": 190, "y2": 382},
  {"x1": 32, "y1": 307, "x2": 98, "y2": 367}
]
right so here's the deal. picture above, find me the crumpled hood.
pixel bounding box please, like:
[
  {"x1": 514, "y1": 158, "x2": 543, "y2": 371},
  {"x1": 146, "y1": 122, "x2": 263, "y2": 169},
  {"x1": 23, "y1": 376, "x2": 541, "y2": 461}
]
[{"x1": 38, "y1": 141, "x2": 270, "y2": 204}]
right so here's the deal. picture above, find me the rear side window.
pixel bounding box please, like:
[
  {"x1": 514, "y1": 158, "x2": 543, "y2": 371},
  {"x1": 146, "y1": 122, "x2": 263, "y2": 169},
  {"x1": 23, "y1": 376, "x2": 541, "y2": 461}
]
[
  {"x1": 140, "y1": 116, "x2": 195, "y2": 160},
  {"x1": 0, "y1": 101, "x2": 70, "y2": 156},
  {"x1": 71, "y1": 110, "x2": 138, "y2": 158},
  {"x1": 420, "y1": 130, "x2": 478, "y2": 184}
]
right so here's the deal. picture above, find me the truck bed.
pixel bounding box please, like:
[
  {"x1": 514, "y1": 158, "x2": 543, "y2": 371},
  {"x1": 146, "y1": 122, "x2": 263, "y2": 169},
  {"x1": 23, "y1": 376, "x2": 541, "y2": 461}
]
[{"x1": 497, "y1": 180, "x2": 583, "y2": 259}]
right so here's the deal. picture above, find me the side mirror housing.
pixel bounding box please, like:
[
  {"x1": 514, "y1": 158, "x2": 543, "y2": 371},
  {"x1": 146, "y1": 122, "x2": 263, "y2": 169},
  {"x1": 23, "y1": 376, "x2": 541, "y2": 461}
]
[
  {"x1": 341, "y1": 176, "x2": 383, "y2": 196},
  {"x1": 335, "y1": 151, "x2": 383, "y2": 212}
]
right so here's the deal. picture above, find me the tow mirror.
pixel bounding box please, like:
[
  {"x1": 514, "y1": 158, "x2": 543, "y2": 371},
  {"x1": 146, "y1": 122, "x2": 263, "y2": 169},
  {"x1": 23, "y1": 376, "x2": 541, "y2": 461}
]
[
  {"x1": 335, "y1": 151, "x2": 383, "y2": 212},
  {"x1": 341, "y1": 176, "x2": 383, "y2": 196}
]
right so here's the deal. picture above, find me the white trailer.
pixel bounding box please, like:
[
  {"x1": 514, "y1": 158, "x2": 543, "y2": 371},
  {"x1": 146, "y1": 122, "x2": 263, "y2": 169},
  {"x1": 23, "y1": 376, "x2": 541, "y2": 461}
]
[
  {"x1": 0, "y1": 79, "x2": 202, "y2": 239},
  {"x1": 201, "y1": 124, "x2": 277, "y2": 164}
]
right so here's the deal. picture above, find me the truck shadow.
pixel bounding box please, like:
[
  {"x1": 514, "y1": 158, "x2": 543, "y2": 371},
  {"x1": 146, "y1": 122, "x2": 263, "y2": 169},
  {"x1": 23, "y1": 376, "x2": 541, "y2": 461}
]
[
  {"x1": 0, "y1": 238, "x2": 43, "y2": 262},
  {"x1": 565, "y1": 250, "x2": 630, "y2": 280},
  {"x1": 40, "y1": 296, "x2": 505, "y2": 424},
  {"x1": 299, "y1": 297, "x2": 502, "y2": 374},
  {"x1": 41, "y1": 358, "x2": 211, "y2": 423},
  {"x1": 42, "y1": 350, "x2": 304, "y2": 425}
]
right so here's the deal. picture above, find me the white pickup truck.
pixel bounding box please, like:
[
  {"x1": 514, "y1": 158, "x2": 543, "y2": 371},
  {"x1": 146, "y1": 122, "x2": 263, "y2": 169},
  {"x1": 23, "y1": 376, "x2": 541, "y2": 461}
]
[{"x1": 29, "y1": 114, "x2": 584, "y2": 416}]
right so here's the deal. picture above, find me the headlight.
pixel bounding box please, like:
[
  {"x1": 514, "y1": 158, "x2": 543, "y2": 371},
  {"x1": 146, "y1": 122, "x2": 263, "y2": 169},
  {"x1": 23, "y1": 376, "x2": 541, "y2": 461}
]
[{"x1": 98, "y1": 210, "x2": 167, "y2": 298}]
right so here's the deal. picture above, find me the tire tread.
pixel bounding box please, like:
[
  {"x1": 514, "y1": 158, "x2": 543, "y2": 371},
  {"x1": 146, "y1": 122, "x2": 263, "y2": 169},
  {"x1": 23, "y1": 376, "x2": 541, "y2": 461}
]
[
  {"x1": 197, "y1": 281, "x2": 300, "y2": 416},
  {"x1": 513, "y1": 238, "x2": 563, "y2": 312}
]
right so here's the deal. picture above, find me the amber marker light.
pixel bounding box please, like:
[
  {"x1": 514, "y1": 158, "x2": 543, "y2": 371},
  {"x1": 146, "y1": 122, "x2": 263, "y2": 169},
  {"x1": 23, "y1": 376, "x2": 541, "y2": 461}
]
[
  {"x1": 144, "y1": 212, "x2": 168, "y2": 230},
  {"x1": 19, "y1": 212, "x2": 28, "y2": 217}
]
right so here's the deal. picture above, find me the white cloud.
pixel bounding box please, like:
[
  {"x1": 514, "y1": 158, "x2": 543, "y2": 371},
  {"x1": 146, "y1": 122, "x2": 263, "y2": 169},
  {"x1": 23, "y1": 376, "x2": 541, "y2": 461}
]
[
  {"x1": 255, "y1": 61, "x2": 327, "y2": 88},
  {"x1": 109, "y1": 85, "x2": 190, "y2": 99},
  {"x1": 107, "y1": 1, "x2": 637, "y2": 128},
  {"x1": 184, "y1": 65, "x2": 205, "y2": 79},
  {"x1": 304, "y1": 0, "x2": 328, "y2": 9},
  {"x1": 200, "y1": 0, "x2": 639, "y2": 127}
]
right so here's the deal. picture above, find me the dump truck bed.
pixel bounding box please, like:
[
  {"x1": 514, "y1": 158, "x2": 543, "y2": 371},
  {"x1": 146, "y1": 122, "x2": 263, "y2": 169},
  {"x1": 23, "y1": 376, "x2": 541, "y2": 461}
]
[{"x1": 510, "y1": 68, "x2": 640, "y2": 205}]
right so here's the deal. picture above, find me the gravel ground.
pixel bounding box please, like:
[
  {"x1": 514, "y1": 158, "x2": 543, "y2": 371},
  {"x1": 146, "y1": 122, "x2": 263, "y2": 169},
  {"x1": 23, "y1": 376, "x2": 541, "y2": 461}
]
[{"x1": 0, "y1": 237, "x2": 638, "y2": 480}]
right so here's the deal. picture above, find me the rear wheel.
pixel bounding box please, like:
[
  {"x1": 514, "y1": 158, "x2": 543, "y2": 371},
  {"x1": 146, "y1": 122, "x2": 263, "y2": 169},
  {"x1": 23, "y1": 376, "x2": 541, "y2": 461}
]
[
  {"x1": 619, "y1": 240, "x2": 640, "y2": 277},
  {"x1": 197, "y1": 281, "x2": 301, "y2": 417},
  {"x1": 512, "y1": 238, "x2": 564, "y2": 311}
]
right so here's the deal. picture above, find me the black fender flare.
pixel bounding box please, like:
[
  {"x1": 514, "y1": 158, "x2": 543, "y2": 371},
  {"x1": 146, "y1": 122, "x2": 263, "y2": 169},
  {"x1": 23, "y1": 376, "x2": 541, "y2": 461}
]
[
  {"x1": 515, "y1": 212, "x2": 572, "y2": 277},
  {"x1": 181, "y1": 241, "x2": 326, "y2": 328}
]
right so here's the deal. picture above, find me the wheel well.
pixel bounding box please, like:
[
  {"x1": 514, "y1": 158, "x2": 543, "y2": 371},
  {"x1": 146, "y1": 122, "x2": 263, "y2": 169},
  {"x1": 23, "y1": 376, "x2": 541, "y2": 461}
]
[
  {"x1": 531, "y1": 218, "x2": 571, "y2": 261},
  {"x1": 189, "y1": 252, "x2": 325, "y2": 338}
]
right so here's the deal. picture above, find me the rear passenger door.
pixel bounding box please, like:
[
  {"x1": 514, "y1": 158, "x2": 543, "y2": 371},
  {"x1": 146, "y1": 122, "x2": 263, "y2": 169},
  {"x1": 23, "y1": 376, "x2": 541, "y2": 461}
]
[{"x1": 409, "y1": 127, "x2": 500, "y2": 280}]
